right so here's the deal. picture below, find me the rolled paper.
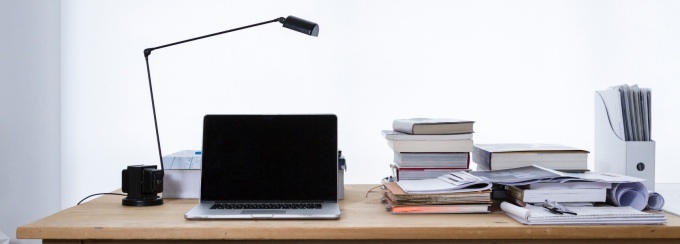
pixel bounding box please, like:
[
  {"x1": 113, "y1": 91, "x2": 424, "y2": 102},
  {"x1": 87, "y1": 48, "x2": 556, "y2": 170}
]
[
  {"x1": 646, "y1": 192, "x2": 665, "y2": 211},
  {"x1": 607, "y1": 182, "x2": 649, "y2": 211}
]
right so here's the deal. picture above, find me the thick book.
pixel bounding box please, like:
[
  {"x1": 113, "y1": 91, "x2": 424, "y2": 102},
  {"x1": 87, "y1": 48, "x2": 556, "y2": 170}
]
[
  {"x1": 390, "y1": 164, "x2": 468, "y2": 181},
  {"x1": 383, "y1": 182, "x2": 491, "y2": 205},
  {"x1": 394, "y1": 152, "x2": 470, "y2": 168},
  {"x1": 472, "y1": 143, "x2": 589, "y2": 171},
  {"x1": 505, "y1": 185, "x2": 606, "y2": 203},
  {"x1": 388, "y1": 139, "x2": 473, "y2": 152},
  {"x1": 383, "y1": 194, "x2": 490, "y2": 214},
  {"x1": 500, "y1": 202, "x2": 666, "y2": 225},
  {"x1": 382, "y1": 130, "x2": 473, "y2": 141},
  {"x1": 392, "y1": 118, "x2": 474, "y2": 135}
]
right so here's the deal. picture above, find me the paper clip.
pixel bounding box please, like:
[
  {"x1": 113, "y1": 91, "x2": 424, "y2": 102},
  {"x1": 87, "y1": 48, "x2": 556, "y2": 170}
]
[{"x1": 543, "y1": 200, "x2": 577, "y2": 215}]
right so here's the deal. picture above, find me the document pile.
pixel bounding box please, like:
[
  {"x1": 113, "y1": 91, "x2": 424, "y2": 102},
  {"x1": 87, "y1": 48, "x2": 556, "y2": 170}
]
[
  {"x1": 381, "y1": 171, "x2": 492, "y2": 214},
  {"x1": 472, "y1": 165, "x2": 663, "y2": 209},
  {"x1": 477, "y1": 166, "x2": 668, "y2": 225},
  {"x1": 501, "y1": 202, "x2": 666, "y2": 225}
]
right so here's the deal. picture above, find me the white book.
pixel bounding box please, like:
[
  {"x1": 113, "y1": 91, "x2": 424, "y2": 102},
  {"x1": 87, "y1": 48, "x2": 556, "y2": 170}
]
[
  {"x1": 526, "y1": 182, "x2": 612, "y2": 190},
  {"x1": 388, "y1": 140, "x2": 473, "y2": 153},
  {"x1": 392, "y1": 118, "x2": 474, "y2": 135},
  {"x1": 506, "y1": 185, "x2": 606, "y2": 203},
  {"x1": 472, "y1": 143, "x2": 589, "y2": 171},
  {"x1": 394, "y1": 152, "x2": 469, "y2": 168}
]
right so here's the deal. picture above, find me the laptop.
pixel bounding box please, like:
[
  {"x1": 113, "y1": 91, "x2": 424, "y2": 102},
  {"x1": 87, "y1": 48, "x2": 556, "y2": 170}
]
[{"x1": 185, "y1": 114, "x2": 341, "y2": 219}]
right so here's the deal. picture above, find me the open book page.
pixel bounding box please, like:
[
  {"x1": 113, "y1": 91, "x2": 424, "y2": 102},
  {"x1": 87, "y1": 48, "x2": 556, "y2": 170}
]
[
  {"x1": 397, "y1": 171, "x2": 491, "y2": 194},
  {"x1": 535, "y1": 165, "x2": 645, "y2": 183},
  {"x1": 470, "y1": 165, "x2": 646, "y2": 186},
  {"x1": 470, "y1": 166, "x2": 564, "y2": 186}
]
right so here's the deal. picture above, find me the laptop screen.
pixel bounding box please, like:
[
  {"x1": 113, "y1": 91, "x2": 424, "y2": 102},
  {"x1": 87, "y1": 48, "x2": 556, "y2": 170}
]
[{"x1": 201, "y1": 114, "x2": 338, "y2": 202}]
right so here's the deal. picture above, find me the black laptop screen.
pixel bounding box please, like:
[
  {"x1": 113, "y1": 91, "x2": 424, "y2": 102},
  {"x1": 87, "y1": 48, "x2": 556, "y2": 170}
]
[{"x1": 201, "y1": 114, "x2": 338, "y2": 202}]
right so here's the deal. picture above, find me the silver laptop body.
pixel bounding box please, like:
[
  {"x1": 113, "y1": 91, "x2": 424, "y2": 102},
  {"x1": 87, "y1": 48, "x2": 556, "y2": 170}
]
[{"x1": 185, "y1": 114, "x2": 341, "y2": 219}]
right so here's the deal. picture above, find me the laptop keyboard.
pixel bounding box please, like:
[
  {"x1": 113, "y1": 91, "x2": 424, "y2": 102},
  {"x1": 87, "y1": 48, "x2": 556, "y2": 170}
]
[{"x1": 210, "y1": 203, "x2": 322, "y2": 209}]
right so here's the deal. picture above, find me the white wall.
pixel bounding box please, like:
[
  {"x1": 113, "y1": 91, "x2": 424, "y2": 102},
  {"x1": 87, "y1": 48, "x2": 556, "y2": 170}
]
[
  {"x1": 0, "y1": 0, "x2": 61, "y2": 243},
  {"x1": 60, "y1": 0, "x2": 680, "y2": 207}
]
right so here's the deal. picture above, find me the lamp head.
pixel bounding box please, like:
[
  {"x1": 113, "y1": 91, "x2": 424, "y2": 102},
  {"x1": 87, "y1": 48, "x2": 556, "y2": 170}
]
[{"x1": 280, "y1": 16, "x2": 319, "y2": 37}]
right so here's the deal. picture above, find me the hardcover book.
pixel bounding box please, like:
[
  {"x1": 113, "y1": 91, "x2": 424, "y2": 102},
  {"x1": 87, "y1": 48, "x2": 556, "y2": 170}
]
[
  {"x1": 388, "y1": 139, "x2": 473, "y2": 153},
  {"x1": 472, "y1": 143, "x2": 589, "y2": 171},
  {"x1": 394, "y1": 152, "x2": 470, "y2": 168},
  {"x1": 382, "y1": 130, "x2": 473, "y2": 141},
  {"x1": 505, "y1": 185, "x2": 607, "y2": 203},
  {"x1": 525, "y1": 182, "x2": 612, "y2": 190},
  {"x1": 392, "y1": 118, "x2": 474, "y2": 135},
  {"x1": 391, "y1": 164, "x2": 468, "y2": 181}
]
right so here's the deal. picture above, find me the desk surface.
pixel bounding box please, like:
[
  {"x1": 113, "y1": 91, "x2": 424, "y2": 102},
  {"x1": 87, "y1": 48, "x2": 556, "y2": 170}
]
[{"x1": 17, "y1": 184, "x2": 680, "y2": 243}]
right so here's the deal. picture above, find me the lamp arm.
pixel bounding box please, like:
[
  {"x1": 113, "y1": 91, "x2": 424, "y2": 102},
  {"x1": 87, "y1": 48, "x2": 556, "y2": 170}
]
[
  {"x1": 143, "y1": 17, "x2": 284, "y2": 170},
  {"x1": 144, "y1": 17, "x2": 283, "y2": 58}
]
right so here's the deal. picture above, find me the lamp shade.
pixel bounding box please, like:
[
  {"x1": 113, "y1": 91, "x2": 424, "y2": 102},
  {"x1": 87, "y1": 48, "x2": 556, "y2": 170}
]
[{"x1": 282, "y1": 15, "x2": 319, "y2": 37}]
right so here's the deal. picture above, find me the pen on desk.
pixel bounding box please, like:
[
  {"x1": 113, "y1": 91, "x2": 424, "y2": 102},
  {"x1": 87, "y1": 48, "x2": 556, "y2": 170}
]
[{"x1": 543, "y1": 200, "x2": 577, "y2": 215}]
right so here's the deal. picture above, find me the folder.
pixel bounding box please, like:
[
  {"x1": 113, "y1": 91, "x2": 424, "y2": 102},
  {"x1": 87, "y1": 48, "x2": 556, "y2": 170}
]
[{"x1": 594, "y1": 91, "x2": 655, "y2": 191}]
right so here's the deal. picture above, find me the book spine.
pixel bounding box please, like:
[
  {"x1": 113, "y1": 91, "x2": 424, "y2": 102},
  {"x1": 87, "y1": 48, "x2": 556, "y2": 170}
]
[
  {"x1": 472, "y1": 146, "x2": 492, "y2": 170},
  {"x1": 465, "y1": 153, "x2": 470, "y2": 169}
]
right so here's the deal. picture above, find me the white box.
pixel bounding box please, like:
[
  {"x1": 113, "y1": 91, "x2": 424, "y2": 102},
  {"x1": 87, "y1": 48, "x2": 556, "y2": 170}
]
[
  {"x1": 163, "y1": 169, "x2": 201, "y2": 199},
  {"x1": 594, "y1": 92, "x2": 655, "y2": 191},
  {"x1": 162, "y1": 150, "x2": 202, "y2": 199}
]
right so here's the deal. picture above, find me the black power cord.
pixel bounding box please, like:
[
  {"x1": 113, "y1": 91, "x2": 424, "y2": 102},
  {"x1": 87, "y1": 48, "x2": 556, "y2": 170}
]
[{"x1": 77, "y1": 193, "x2": 127, "y2": 205}]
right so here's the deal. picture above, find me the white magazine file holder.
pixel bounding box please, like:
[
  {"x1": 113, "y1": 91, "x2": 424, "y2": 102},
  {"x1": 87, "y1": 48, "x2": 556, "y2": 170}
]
[{"x1": 594, "y1": 92, "x2": 655, "y2": 191}]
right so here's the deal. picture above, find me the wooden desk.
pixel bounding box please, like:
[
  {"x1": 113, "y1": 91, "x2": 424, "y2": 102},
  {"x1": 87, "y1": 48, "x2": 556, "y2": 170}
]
[{"x1": 17, "y1": 184, "x2": 680, "y2": 243}]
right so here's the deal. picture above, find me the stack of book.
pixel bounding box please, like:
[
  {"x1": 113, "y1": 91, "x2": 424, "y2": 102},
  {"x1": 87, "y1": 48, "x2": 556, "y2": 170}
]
[
  {"x1": 383, "y1": 118, "x2": 475, "y2": 181},
  {"x1": 472, "y1": 143, "x2": 590, "y2": 172}
]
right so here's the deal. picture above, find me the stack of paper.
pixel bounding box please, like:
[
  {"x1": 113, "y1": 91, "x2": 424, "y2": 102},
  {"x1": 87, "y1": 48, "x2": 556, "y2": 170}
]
[{"x1": 382, "y1": 181, "x2": 491, "y2": 214}]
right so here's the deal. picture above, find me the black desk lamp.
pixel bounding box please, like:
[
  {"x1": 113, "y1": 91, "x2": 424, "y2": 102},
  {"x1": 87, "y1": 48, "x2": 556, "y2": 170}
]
[{"x1": 121, "y1": 16, "x2": 319, "y2": 206}]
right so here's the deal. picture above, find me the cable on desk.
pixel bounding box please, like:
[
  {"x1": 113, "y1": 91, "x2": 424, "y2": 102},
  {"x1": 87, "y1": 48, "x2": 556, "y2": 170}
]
[{"x1": 77, "y1": 193, "x2": 127, "y2": 205}]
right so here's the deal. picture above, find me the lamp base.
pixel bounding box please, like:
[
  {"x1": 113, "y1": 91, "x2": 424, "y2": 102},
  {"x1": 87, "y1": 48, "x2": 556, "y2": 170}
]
[{"x1": 122, "y1": 195, "x2": 163, "y2": 206}]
